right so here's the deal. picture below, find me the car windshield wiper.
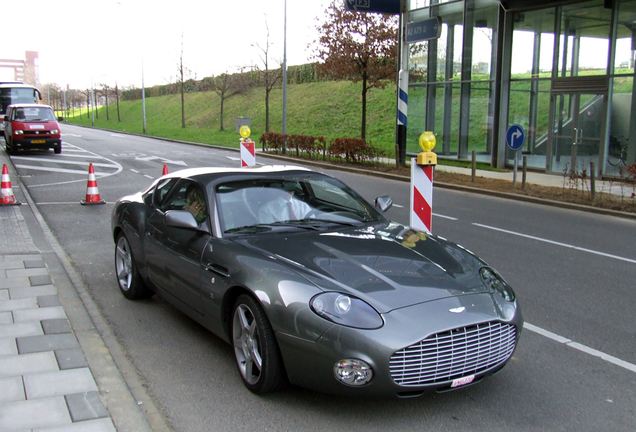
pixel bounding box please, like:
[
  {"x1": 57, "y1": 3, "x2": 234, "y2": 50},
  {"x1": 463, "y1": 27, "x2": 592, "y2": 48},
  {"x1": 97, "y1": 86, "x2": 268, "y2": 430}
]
[
  {"x1": 225, "y1": 221, "x2": 319, "y2": 234},
  {"x1": 297, "y1": 218, "x2": 360, "y2": 226}
]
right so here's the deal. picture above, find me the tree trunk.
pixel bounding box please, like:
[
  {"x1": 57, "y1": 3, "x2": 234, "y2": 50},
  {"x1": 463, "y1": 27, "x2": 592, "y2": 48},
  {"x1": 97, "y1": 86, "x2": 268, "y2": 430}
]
[
  {"x1": 181, "y1": 82, "x2": 186, "y2": 128},
  {"x1": 105, "y1": 88, "x2": 109, "y2": 120},
  {"x1": 265, "y1": 88, "x2": 270, "y2": 133},
  {"x1": 361, "y1": 77, "x2": 368, "y2": 140},
  {"x1": 116, "y1": 84, "x2": 121, "y2": 122},
  {"x1": 220, "y1": 97, "x2": 225, "y2": 131}
]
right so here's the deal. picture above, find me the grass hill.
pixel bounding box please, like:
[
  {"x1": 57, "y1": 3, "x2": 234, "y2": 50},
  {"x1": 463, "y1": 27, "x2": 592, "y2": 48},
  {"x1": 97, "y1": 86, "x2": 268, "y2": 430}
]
[{"x1": 65, "y1": 81, "x2": 399, "y2": 155}]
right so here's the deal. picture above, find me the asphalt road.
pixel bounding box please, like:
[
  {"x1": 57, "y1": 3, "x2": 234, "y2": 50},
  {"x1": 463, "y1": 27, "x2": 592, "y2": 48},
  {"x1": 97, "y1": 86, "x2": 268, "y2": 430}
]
[{"x1": 8, "y1": 125, "x2": 636, "y2": 432}]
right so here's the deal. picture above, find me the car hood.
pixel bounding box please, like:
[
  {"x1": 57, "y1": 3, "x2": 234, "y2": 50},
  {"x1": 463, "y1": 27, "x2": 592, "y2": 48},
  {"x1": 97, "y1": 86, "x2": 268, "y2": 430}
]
[{"x1": 235, "y1": 222, "x2": 491, "y2": 312}]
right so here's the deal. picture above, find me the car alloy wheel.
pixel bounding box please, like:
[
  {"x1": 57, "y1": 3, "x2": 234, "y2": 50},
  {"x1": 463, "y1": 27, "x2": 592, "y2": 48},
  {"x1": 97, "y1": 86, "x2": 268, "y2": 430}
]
[
  {"x1": 232, "y1": 294, "x2": 286, "y2": 394},
  {"x1": 115, "y1": 233, "x2": 152, "y2": 300}
]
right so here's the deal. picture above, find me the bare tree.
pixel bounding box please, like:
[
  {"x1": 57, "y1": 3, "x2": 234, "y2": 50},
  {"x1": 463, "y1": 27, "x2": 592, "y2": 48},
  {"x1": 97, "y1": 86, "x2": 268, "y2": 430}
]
[
  {"x1": 313, "y1": 0, "x2": 398, "y2": 139},
  {"x1": 253, "y1": 20, "x2": 283, "y2": 133},
  {"x1": 213, "y1": 70, "x2": 251, "y2": 131},
  {"x1": 78, "y1": 89, "x2": 91, "y2": 119},
  {"x1": 99, "y1": 83, "x2": 111, "y2": 120},
  {"x1": 176, "y1": 33, "x2": 194, "y2": 128},
  {"x1": 114, "y1": 82, "x2": 121, "y2": 122}
]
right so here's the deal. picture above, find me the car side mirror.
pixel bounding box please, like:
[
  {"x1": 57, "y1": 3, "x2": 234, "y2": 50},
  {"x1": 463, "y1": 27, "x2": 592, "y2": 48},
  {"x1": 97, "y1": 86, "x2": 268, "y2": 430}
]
[
  {"x1": 165, "y1": 210, "x2": 201, "y2": 230},
  {"x1": 57, "y1": 116, "x2": 64, "y2": 122},
  {"x1": 374, "y1": 195, "x2": 393, "y2": 212}
]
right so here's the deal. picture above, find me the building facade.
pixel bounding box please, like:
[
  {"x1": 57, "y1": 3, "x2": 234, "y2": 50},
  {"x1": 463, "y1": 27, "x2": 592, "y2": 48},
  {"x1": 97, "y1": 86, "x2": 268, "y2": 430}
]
[{"x1": 405, "y1": 0, "x2": 636, "y2": 177}]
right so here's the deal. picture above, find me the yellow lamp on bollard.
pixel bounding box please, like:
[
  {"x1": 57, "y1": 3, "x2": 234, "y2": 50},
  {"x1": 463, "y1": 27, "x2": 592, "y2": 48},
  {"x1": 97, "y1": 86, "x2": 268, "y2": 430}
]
[
  {"x1": 417, "y1": 131, "x2": 437, "y2": 166},
  {"x1": 239, "y1": 125, "x2": 251, "y2": 142}
]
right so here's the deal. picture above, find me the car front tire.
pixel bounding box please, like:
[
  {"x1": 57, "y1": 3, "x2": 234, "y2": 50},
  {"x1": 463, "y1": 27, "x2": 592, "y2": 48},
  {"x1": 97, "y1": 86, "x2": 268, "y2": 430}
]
[
  {"x1": 115, "y1": 232, "x2": 152, "y2": 300},
  {"x1": 54, "y1": 145, "x2": 61, "y2": 154},
  {"x1": 232, "y1": 294, "x2": 287, "y2": 394},
  {"x1": 6, "y1": 137, "x2": 16, "y2": 155}
]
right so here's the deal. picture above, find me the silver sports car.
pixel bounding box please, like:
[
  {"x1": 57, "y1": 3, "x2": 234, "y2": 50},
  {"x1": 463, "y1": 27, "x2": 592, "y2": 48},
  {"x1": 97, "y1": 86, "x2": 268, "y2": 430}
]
[{"x1": 112, "y1": 165, "x2": 522, "y2": 397}]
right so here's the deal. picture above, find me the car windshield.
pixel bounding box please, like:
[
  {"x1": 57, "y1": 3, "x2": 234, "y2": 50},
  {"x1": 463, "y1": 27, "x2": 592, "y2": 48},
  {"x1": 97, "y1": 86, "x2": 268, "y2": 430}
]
[
  {"x1": 14, "y1": 107, "x2": 55, "y2": 121},
  {"x1": 216, "y1": 175, "x2": 386, "y2": 234}
]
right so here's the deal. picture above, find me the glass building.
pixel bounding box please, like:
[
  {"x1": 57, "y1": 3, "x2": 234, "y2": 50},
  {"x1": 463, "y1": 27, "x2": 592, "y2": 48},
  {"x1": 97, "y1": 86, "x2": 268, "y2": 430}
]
[{"x1": 406, "y1": 0, "x2": 636, "y2": 177}]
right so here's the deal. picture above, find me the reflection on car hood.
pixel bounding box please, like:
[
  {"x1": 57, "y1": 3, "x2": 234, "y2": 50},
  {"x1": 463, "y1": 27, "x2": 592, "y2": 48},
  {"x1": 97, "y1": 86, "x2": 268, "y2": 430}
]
[{"x1": 236, "y1": 222, "x2": 490, "y2": 312}]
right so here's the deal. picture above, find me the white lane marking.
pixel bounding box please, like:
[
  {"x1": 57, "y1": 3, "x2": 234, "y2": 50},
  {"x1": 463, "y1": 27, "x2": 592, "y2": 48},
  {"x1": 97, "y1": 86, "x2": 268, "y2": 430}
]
[
  {"x1": 392, "y1": 204, "x2": 404, "y2": 208},
  {"x1": 130, "y1": 169, "x2": 140, "y2": 174},
  {"x1": 61, "y1": 133, "x2": 82, "y2": 137},
  {"x1": 524, "y1": 323, "x2": 636, "y2": 374},
  {"x1": 135, "y1": 155, "x2": 187, "y2": 166},
  {"x1": 21, "y1": 143, "x2": 123, "y2": 188},
  {"x1": 29, "y1": 152, "x2": 105, "y2": 159},
  {"x1": 144, "y1": 175, "x2": 154, "y2": 179},
  {"x1": 111, "y1": 134, "x2": 126, "y2": 138},
  {"x1": 434, "y1": 213, "x2": 458, "y2": 221},
  {"x1": 14, "y1": 165, "x2": 102, "y2": 175},
  {"x1": 13, "y1": 158, "x2": 119, "y2": 169},
  {"x1": 473, "y1": 223, "x2": 636, "y2": 264},
  {"x1": 60, "y1": 147, "x2": 91, "y2": 153}
]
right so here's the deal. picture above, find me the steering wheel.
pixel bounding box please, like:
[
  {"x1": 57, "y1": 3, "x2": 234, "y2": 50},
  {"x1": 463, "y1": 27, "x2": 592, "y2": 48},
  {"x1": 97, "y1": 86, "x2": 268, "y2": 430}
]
[{"x1": 305, "y1": 207, "x2": 328, "y2": 219}]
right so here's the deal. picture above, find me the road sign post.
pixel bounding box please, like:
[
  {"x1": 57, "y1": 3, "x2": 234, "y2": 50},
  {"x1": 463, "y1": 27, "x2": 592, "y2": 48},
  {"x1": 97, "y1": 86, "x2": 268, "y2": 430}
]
[{"x1": 506, "y1": 124, "x2": 526, "y2": 186}]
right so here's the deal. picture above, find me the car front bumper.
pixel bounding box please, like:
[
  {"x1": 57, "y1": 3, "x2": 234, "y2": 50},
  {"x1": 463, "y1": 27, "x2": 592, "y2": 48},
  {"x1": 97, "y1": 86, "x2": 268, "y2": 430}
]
[
  {"x1": 276, "y1": 292, "x2": 522, "y2": 397},
  {"x1": 12, "y1": 137, "x2": 61, "y2": 150}
]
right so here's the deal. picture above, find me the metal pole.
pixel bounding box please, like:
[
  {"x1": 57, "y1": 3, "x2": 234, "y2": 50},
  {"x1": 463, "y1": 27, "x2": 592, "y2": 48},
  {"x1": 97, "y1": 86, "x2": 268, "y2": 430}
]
[
  {"x1": 395, "y1": 0, "x2": 408, "y2": 167},
  {"x1": 90, "y1": 83, "x2": 95, "y2": 126},
  {"x1": 282, "y1": 0, "x2": 287, "y2": 154},
  {"x1": 522, "y1": 155, "x2": 528, "y2": 190},
  {"x1": 590, "y1": 161, "x2": 596, "y2": 202},
  {"x1": 142, "y1": 59, "x2": 147, "y2": 134}
]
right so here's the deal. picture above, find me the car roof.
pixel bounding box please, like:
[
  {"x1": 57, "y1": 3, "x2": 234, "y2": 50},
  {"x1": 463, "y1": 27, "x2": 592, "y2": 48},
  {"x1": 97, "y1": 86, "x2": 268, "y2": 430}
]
[
  {"x1": 163, "y1": 165, "x2": 312, "y2": 181},
  {"x1": 0, "y1": 83, "x2": 35, "y2": 88},
  {"x1": 7, "y1": 103, "x2": 53, "y2": 109}
]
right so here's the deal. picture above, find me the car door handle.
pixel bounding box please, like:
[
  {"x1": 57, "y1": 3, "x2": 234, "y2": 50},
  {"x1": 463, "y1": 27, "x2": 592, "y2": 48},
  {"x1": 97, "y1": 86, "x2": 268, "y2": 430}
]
[{"x1": 204, "y1": 263, "x2": 230, "y2": 278}]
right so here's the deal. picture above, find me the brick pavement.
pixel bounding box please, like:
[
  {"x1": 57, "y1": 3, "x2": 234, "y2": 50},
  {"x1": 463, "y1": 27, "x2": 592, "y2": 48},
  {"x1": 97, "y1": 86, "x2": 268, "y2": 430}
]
[{"x1": 0, "y1": 158, "x2": 155, "y2": 432}]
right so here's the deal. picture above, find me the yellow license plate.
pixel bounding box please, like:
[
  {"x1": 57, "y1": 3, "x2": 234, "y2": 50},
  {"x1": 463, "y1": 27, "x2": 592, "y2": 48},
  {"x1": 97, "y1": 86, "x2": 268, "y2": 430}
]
[{"x1": 32, "y1": 140, "x2": 46, "y2": 144}]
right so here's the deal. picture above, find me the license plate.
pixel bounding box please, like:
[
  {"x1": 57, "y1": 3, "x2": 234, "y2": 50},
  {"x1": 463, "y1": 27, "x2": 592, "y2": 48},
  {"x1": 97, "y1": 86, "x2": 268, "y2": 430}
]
[
  {"x1": 32, "y1": 140, "x2": 46, "y2": 144},
  {"x1": 451, "y1": 375, "x2": 475, "y2": 388}
]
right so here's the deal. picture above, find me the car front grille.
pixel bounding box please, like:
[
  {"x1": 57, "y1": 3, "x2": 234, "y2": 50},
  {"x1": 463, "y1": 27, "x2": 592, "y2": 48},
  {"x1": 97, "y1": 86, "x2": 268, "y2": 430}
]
[{"x1": 389, "y1": 322, "x2": 517, "y2": 386}]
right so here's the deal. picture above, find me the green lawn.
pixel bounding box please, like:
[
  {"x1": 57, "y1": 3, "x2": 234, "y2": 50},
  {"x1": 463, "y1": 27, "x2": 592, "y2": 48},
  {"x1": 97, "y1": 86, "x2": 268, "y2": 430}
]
[{"x1": 64, "y1": 81, "x2": 400, "y2": 154}]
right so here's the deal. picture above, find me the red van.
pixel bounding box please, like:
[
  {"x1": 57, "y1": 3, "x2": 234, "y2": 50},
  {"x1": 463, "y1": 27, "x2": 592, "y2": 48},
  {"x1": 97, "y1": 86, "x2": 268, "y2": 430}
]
[{"x1": 3, "y1": 104, "x2": 62, "y2": 154}]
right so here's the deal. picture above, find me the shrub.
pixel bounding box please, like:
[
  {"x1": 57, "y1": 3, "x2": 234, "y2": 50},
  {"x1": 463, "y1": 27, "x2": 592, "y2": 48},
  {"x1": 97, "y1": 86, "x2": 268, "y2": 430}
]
[{"x1": 328, "y1": 138, "x2": 386, "y2": 163}]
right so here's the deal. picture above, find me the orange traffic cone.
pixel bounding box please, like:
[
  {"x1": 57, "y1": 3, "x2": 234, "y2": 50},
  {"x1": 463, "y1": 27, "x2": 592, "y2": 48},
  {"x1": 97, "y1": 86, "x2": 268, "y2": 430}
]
[
  {"x1": 81, "y1": 163, "x2": 105, "y2": 205},
  {"x1": 162, "y1": 164, "x2": 168, "y2": 175},
  {"x1": 1, "y1": 163, "x2": 20, "y2": 206}
]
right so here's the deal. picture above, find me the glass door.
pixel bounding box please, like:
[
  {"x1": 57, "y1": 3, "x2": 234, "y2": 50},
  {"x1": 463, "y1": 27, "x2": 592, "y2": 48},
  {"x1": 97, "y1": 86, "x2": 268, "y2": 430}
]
[{"x1": 549, "y1": 92, "x2": 605, "y2": 175}]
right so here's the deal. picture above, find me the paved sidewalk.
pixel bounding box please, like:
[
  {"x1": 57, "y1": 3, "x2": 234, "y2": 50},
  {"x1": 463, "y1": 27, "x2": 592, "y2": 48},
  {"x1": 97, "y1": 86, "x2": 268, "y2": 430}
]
[{"x1": 0, "y1": 156, "x2": 156, "y2": 431}]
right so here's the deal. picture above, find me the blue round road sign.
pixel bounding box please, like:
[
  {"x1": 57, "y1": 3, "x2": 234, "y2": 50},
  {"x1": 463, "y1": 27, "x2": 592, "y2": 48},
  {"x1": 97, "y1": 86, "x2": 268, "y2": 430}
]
[{"x1": 506, "y1": 124, "x2": 526, "y2": 151}]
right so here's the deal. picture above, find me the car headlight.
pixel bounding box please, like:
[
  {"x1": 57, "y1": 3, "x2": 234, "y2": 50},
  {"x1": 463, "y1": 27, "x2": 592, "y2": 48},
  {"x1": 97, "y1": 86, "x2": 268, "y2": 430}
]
[
  {"x1": 480, "y1": 267, "x2": 515, "y2": 302},
  {"x1": 310, "y1": 292, "x2": 383, "y2": 329},
  {"x1": 15, "y1": 130, "x2": 24, "y2": 135},
  {"x1": 51, "y1": 129, "x2": 60, "y2": 134}
]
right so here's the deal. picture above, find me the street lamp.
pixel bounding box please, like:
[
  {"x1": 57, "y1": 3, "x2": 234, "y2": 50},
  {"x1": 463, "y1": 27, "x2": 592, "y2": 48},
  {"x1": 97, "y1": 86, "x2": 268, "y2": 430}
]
[{"x1": 282, "y1": 0, "x2": 287, "y2": 154}]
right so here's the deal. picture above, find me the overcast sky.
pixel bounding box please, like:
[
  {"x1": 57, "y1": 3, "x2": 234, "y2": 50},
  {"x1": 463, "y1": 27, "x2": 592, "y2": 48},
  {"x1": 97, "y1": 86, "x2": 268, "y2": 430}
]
[{"x1": 1, "y1": 0, "x2": 328, "y2": 89}]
